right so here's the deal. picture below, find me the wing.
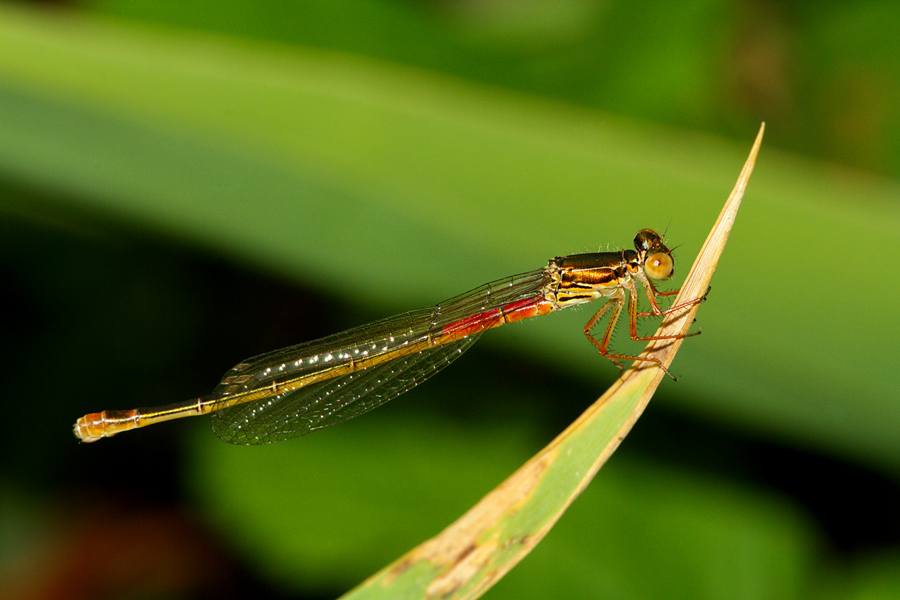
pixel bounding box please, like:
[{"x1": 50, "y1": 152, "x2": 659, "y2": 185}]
[
  {"x1": 207, "y1": 267, "x2": 551, "y2": 444},
  {"x1": 210, "y1": 334, "x2": 480, "y2": 444}
]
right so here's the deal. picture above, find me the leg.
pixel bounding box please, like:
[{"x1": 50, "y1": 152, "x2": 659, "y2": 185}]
[
  {"x1": 583, "y1": 289, "x2": 680, "y2": 379},
  {"x1": 637, "y1": 280, "x2": 709, "y2": 318},
  {"x1": 584, "y1": 281, "x2": 708, "y2": 380},
  {"x1": 629, "y1": 280, "x2": 706, "y2": 345},
  {"x1": 583, "y1": 295, "x2": 626, "y2": 371}
]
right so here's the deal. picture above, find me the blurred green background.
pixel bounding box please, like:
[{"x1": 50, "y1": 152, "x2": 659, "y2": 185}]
[{"x1": 1, "y1": 1, "x2": 898, "y2": 599}]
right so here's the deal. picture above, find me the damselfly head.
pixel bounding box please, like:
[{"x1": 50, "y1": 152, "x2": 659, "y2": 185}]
[{"x1": 634, "y1": 229, "x2": 674, "y2": 280}]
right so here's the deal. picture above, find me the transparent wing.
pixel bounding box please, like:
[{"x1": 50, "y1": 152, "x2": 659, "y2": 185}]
[
  {"x1": 207, "y1": 267, "x2": 551, "y2": 445},
  {"x1": 210, "y1": 334, "x2": 480, "y2": 444}
]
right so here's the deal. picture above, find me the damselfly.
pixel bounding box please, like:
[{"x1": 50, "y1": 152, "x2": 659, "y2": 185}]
[{"x1": 74, "y1": 229, "x2": 704, "y2": 445}]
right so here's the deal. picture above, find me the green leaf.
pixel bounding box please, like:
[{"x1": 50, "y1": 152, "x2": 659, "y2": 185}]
[
  {"x1": 332, "y1": 125, "x2": 763, "y2": 599},
  {"x1": 1, "y1": 4, "x2": 897, "y2": 473}
]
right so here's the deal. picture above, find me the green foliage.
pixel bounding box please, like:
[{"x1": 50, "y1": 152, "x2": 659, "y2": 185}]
[{"x1": 1, "y1": 3, "x2": 898, "y2": 599}]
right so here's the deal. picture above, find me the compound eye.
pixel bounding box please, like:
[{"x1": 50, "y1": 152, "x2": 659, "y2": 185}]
[{"x1": 644, "y1": 252, "x2": 673, "y2": 280}]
